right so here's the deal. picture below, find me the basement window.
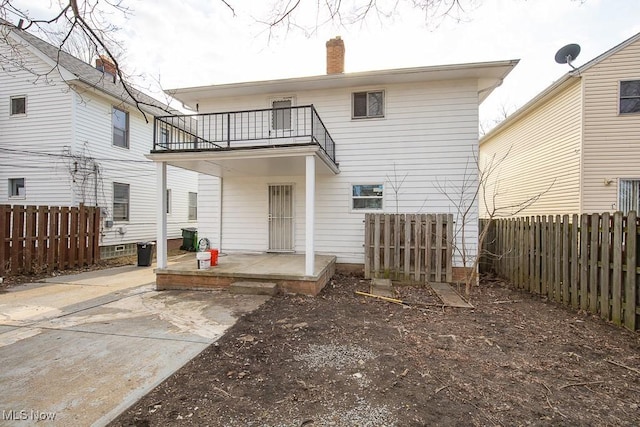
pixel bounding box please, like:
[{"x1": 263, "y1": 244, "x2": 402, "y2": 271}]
[
  {"x1": 620, "y1": 80, "x2": 640, "y2": 114},
  {"x1": 352, "y1": 91, "x2": 384, "y2": 119},
  {"x1": 352, "y1": 184, "x2": 383, "y2": 211}
]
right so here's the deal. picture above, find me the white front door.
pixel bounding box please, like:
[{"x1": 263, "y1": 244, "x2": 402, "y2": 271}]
[{"x1": 268, "y1": 184, "x2": 294, "y2": 252}]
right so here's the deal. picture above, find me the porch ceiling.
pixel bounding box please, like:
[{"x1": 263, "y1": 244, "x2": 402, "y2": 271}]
[{"x1": 146, "y1": 145, "x2": 339, "y2": 177}]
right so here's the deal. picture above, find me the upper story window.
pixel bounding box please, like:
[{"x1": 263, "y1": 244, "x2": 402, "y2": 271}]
[
  {"x1": 352, "y1": 91, "x2": 384, "y2": 119},
  {"x1": 112, "y1": 107, "x2": 129, "y2": 148},
  {"x1": 352, "y1": 184, "x2": 383, "y2": 211},
  {"x1": 10, "y1": 96, "x2": 26, "y2": 116},
  {"x1": 9, "y1": 178, "x2": 25, "y2": 198},
  {"x1": 620, "y1": 80, "x2": 640, "y2": 114}
]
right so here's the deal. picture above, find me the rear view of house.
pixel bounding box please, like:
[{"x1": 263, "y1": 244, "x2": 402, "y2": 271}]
[
  {"x1": 149, "y1": 37, "x2": 517, "y2": 293},
  {"x1": 480, "y1": 31, "x2": 640, "y2": 217}
]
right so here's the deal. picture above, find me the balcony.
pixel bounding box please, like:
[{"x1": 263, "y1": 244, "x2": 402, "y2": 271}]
[{"x1": 152, "y1": 105, "x2": 337, "y2": 166}]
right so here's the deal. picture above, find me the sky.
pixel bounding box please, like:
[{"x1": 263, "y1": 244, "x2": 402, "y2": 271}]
[{"x1": 10, "y1": 0, "x2": 640, "y2": 129}]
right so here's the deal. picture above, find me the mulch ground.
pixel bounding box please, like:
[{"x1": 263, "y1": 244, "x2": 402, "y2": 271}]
[{"x1": 110, "y1": 273, "x2": 640, "y2": 427}]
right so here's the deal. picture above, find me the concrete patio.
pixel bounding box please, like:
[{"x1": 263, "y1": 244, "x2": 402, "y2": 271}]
[
  {"x1": 155, "y1": 252, "x2": 337, "y2": 296},
  {"x1": 0, "y1": 263, "x2": 269, "y2": 426}
]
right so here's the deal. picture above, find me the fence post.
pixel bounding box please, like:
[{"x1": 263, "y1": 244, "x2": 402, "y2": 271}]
[
  {"x1": 600, "y1": 212, "x2": 611, "y2": 320},
  {"x1": 374, "y1": 214, "x2": 381, "y2": 278},
  {"x1": 589, "y1": 213, "x2": 600, "y2": 313},
  {"x1": 624, "y1": 211, "x2": 637, "y2": 331},
  {"x1": 612, "y1": 212, "x2": 623, "y2": 325},
  {"x1": 364, "y1": 213, "x2": 371, "y2": 279},
  {"x1": 0, "y1": 205, "x2": 7, "y2": 276}
]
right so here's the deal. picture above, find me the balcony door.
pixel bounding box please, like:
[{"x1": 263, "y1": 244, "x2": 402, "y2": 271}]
[
  {"x1": 270, "y1": 97, "x2": 294, "y2": 137},
  {"x1": 268, "y1": 184, "x2": 294, "y2": 252}
]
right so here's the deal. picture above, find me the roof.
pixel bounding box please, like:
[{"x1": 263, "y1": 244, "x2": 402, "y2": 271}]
[
  {"x1": 481, "y1": 31, "x2": 640, "y2": 143},
  {"x1": 168, "y1": 59, "x2": 520, "y2": 108},
  {"x1": 0, "y1": 19, "x2": 175, "y2": 117}
]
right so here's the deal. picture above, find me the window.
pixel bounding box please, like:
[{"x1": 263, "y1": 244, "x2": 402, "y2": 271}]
[
  {"x1": 619, "y1": 179, "x2": 640, "y2": 214},
  {"x1": 352, "y1": 91, "x2": 384, "y2": 119},
  {"x1": 352, "y1": 184, "x2": 383, "y2": 210},
  {"x1": 188, "y1": 192, "x2": 197, "y2": 220},
  {"x1": 620, "y1": 81, "x2": 640, "y2": 114},
  {"x1": 166, "y1": 189, "x2": 172, "y2": 214},
  {"x1": 10, "y1": 96, "x2": 26, "y2": 115},
  {"x1": 112, "y1": 107, "x2": 129, "y2": 148},
  {"x1": 9, "y1": 178, "x2": 25, "y2": 198},
  {"x1": 272, "y1": 99, "x2": 292, "y2": 130},
  {"x1": 113, "y1": 182, "x2": 130, "y2": 221}
]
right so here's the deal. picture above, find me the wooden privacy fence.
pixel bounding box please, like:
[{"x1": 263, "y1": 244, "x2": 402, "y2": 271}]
[
  {"x1": 482, "y1": 212, "x2": 640, "y2": 331},
  {"x1": 364, "y1": 213, "x2": 453, "y2": 283},
  {"x1": 0, "y1": 204, "x2": 100, "y2": 276}
]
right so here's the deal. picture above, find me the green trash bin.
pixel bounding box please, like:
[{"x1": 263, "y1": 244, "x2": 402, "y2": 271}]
[{"x1": 181, "y1": 227, "x2": 198, "y2": 251}]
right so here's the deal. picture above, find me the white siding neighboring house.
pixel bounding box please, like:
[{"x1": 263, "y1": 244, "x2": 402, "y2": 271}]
[
  {"x1": 0, "y1": 20, "x2": 198, "y2": 258},
  {"x1": 480, "y1": 31, "x2": 640, "y2": 218},
  {"x1": 149, "y1": 37, "x2": 517, "y2": 276}
]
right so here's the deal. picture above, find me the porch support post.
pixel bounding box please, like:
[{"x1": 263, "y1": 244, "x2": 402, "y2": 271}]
[
  {"x1": 305, "y1": 155, "x2": 315, "y2": 276},
  {"x1": 156, "y1": 161, "x2": 168, "y2": 269}
]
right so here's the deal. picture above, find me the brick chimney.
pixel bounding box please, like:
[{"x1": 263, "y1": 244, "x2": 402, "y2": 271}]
[
  {"x1": 95, "y1": 55, "x2": 117, "y2": 78},
  {"x1": 326, "y1": 36, "x2": 345, "y2": 74}
]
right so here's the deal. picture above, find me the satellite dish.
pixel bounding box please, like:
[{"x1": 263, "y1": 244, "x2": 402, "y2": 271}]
[{"x1": 555, "y1": 43, "x2": 581, "y2": 69}]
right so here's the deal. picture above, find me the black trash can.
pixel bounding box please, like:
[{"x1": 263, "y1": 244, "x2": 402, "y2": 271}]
[
  {"x1": 180, "y1": 227, "x2": 198, "y2": 251},
  {"x1": 137, "y1": 242, "x2": 154, "y2": 267}
]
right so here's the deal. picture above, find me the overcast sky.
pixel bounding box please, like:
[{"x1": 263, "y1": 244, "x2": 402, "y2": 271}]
[{"x1": 12, "y1": 0, "x2": 640, "y2": 129}]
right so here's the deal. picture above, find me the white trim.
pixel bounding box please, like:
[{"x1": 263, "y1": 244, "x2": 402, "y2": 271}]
[
  {"x1": 305, "y1": 155, "x2": 315, "y2": 276},
  {"x1": 156, "y1": 162, "x2": 167, "y2": 269},
  {"x1": 9, "y1": 95, "x2": 27, "y2": 116}
]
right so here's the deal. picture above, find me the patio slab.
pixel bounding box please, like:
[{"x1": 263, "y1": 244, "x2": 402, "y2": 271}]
[{"x1": 156, "y1": 253, "x2": 336, "y2": 295}]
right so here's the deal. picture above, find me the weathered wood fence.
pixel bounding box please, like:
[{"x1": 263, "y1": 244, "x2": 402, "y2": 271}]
[
  {"x1": 364, "y1": 213, "x2": 453, "y2": 283},
  {"x1": 0, "y1": 204, "x2": 101, "y2": 276},
  {"x1": 481, "y1": 212, "x2": 640, "y2": 331}
]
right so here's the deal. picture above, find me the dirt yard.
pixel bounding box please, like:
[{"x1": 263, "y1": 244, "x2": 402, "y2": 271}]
[{"x1": 111, "y1": 273, "x2": 640, "y2": 426}]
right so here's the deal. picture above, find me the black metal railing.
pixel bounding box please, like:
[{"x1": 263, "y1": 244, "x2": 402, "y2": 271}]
[{"x1": 153, "y1": 105, "x2": 336, "y2": 164}]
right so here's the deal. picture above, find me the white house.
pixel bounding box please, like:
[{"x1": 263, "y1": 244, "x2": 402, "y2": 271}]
[
  {"x1": 149, "y1": 37, "x2": 518, "y2": 278},
  {"x1": 0, "y1": 20, "x2": 198, "y2": 258}
]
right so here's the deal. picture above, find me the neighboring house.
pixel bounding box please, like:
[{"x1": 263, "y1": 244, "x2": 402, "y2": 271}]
[
  {"x1": 480, "y1": 31, "x2": 640, "y2": 218},
  {"x1": 148, "y1": 37, "x2": 518, "y2": 276},
  {"x1": 0, "y1": 20, "x2": 198, "y2": 258}
]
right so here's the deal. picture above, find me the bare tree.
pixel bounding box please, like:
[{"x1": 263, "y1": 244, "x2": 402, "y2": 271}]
[
  {"x1": 1, "y1": 0, "x2": 477, "y2": 114},
  {"x1": 435, "y1": 148, "x2": 552, "y2": 298}
]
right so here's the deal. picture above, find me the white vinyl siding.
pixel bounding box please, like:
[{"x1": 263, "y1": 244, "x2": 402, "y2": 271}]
[
  {"x1": 0, "y1": 39, "x2": 74, "y2": 206},
  {"x1": 196, "y1": 79, "x2": 480, "y2": 264},
  {"x1": 480, "y1": 78, "x2": 583, "y2": 218},
  {"x1": 582, "y1": 36, "x2": 640, "y2": 213},
  {"x1": 73, "y1": 91, "x2": 198, "y2": 246},
  {"x1": 0, "y1": 36, "x2": 199, "y2": 247}
]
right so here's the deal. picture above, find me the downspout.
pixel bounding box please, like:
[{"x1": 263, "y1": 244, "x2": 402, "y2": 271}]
[{"x1": 70, "y1": 91, "x2": 77, "y2": 207}]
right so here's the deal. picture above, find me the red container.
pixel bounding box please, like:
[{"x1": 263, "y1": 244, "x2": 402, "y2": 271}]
[{"x1": 209, "y1": 249, "x2": 219, "y2": 266}]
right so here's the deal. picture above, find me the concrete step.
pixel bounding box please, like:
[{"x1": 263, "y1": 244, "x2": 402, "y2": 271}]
[
  {"x1": 229, "y1": 281, "x2": 278, "y2": 296},
  {"x1": 370, "y1": 278, "x2": 394, "y2": 297}
]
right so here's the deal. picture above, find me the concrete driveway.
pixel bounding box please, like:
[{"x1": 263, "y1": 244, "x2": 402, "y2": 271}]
[{"x1": 0, "y1": 262, "x2": 269, "y2": 426}]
